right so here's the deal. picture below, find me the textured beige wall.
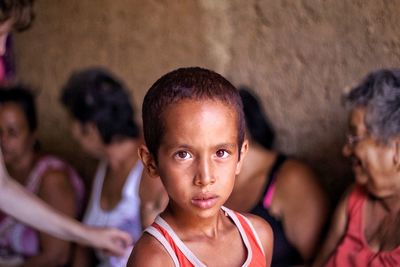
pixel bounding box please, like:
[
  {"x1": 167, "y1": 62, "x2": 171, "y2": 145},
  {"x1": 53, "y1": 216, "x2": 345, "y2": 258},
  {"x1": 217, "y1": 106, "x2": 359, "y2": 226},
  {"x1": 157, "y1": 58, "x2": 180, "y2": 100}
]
[{"x1": 13, "y1": 0, "x2": 400, "y2": 202}]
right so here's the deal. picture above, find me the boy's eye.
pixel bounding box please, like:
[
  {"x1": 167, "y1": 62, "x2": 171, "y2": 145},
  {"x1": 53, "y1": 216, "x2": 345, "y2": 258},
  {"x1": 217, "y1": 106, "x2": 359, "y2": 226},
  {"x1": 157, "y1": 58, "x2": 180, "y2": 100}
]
[
  {"x1": 175, "y1": 151, "x2": 191, "y2": 160},
  {"x1": 216, "y1": 149, "x2": 229, "y2": 159}
]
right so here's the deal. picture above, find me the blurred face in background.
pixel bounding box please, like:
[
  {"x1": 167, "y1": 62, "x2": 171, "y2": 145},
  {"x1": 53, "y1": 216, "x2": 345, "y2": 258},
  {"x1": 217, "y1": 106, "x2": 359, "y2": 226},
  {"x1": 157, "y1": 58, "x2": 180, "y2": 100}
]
[
  {"x1": 343, "y1": 107, "x2": 400, "y2": 198},
  {"x1": 0, "y1": 19, "x2": 13, "y2": 56},
  {"x1": 70, "y1": 119, "x2": 105, "y2": 159},
  {"x1": 0, "y1": 102, "x2": 35, "y2": 164}
]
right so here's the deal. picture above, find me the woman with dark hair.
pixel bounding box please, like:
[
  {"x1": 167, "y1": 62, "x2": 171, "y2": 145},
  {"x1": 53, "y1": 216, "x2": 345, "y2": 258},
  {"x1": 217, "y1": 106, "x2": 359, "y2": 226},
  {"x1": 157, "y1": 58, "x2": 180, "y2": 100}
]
[
  {"x1": 0, "y1": 85, "x2": 84, "y2": 266},
  {"x1": 61, "y1": 67, "x2": 166, "y2": 267},
  {"x1": 313, "y1": 69, "x2": 400, "y2": 266},
  {"x1": 226, "y1": 86, "x2": 329, "y2": 266}
]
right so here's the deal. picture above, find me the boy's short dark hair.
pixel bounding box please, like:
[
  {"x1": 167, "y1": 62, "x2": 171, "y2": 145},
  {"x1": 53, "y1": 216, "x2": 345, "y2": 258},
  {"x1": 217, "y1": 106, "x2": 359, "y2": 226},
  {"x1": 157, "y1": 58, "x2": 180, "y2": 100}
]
[
  {"x1": 0, "y1": 84, "x2": 37, "y2": 132},
  {"x1": 0, "y1": 0, "x2": 35, "y2": 31},
  {"x1": 142, "y1": 67, "x2": 245, "y2": 159},
  {"x1": 60, "y1": 67, "x2": 140, "y2": 144}
]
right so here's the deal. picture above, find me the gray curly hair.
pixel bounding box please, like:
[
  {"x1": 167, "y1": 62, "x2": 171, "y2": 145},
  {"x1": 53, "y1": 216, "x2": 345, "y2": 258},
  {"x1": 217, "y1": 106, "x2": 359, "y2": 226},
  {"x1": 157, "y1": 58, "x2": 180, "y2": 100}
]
[{"x1": 345, "y1": 68, "x2": 400, "y2": 143}]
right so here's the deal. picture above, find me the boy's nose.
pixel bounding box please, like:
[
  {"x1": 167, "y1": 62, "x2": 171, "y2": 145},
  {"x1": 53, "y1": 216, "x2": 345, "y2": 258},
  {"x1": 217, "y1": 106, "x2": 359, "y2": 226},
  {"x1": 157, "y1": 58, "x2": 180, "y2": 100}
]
[{"x1": 194, "y1": 157, "x2": 215, "y2": 186}]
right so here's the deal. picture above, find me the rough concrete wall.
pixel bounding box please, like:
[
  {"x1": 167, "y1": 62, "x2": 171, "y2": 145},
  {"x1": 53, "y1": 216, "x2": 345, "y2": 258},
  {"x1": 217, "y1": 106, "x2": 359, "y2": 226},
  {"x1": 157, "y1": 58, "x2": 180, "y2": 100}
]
[
  {"x1": 13, "y1": 0, "x2": 216, "y2": 180},
  {"x1": 13, "y1": 0, "x2": 400, "y2": 201},
  {"x1": 221, "y1": 0, "x2": 400, "y2": 201}
]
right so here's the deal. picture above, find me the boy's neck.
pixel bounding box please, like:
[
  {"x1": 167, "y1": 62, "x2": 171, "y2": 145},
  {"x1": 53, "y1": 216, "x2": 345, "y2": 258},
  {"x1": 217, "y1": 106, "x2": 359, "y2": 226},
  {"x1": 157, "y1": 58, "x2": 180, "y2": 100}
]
[{"x1": 162, "y1": 204, "x2": 228, "y2": 239}]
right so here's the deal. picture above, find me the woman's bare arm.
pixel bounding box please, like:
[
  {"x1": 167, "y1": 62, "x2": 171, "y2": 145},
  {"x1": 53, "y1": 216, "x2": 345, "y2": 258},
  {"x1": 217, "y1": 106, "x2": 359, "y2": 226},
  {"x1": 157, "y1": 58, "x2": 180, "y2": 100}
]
[
  {"x1": 278, "y1": 160, "x2": 329, "y2": 263},
  {"x1": 312, "y1": 190, "x2": 350, "y2": 267},
  {"x1": 0, "y1": 149, "x2": 131, "y2": 255},
  {"x1": 139, "y1": 171, "x2": 168, "y2": 228}
]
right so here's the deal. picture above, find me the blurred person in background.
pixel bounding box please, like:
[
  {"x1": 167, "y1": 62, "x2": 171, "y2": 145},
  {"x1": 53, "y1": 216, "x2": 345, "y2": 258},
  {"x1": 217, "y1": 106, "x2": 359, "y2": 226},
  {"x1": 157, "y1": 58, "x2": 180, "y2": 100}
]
[
  {"x1": 226, "y1": 87, "x2": 329, "y2": 266},
  {"x1": 0, "y1": 0, "x2": 132, "y2": 255},
  {"x1": 0, "y1": 0, "x2": 31, "y2": 83},
  {"x1": 313, "y1": 69, "x2": 400, "y2": 266},
  {"x1": 0, "y1": 86, "x2": 84, "y2": 266},
  {"x1": 61, "y1": 67, "x2": 166, "y2": 267}
]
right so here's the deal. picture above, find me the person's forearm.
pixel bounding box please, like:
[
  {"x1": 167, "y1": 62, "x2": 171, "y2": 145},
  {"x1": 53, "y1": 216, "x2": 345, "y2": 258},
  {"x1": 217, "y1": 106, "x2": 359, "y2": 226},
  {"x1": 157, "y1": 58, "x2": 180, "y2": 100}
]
[{"x1": 0, "y1": 176, "x2": 91, "y2": 245}]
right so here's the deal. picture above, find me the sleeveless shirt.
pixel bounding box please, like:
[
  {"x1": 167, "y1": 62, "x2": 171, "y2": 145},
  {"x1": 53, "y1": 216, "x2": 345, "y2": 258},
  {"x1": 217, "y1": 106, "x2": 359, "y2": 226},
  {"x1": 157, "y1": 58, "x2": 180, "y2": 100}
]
[{"x1": 145, "y1": 207, "x2": 266, "y2": 267}]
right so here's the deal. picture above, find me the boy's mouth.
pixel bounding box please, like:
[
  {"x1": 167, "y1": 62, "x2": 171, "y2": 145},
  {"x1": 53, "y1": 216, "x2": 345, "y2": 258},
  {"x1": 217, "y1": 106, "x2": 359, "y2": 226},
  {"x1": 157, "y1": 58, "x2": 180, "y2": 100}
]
[{"x1": 191, "y1": 193, "x2": 219, "y2": 209}]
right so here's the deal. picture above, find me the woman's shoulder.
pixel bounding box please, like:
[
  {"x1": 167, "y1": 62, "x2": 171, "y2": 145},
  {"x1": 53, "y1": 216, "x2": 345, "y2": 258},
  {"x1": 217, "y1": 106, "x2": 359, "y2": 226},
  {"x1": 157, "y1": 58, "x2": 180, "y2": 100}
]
[
  {"x1": 278, "y1": 157, "x2": 316, "y2": 182},
  {"x1": 274, "y1": 156, "x2": 329, "y2": 225},
  {"x1": 26, "y1": 154, "x2": 71, "y2": 189},
  {"x1": 34, "y1": 154, "x2": 84, "y2": 200},
  {"x1": 277, "y1": 157, "x2": 324, "y2": 199},
  {"x1": 34, "y1": 154, "x2": 74, "y2": 177}
]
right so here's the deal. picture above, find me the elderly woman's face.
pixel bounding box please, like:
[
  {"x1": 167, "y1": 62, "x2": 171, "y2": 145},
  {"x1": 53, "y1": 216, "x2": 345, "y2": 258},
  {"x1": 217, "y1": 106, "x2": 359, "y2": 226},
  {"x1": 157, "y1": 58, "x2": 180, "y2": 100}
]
[{"x1": 343, "y1": 107, "x2": 400, "y2": 198}]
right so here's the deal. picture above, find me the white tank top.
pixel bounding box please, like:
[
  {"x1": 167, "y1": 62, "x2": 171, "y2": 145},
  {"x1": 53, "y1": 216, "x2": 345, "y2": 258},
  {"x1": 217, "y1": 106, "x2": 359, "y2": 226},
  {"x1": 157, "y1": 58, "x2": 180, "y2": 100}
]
[{"x1": 83, "y1": 160, "x2": 143, "y2": 267}]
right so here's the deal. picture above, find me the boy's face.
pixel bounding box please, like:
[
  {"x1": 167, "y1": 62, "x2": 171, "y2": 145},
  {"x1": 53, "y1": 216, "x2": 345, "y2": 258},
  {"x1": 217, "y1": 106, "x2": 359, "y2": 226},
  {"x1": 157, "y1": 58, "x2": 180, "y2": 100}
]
[{"x1": 140, "y1": 99, "x2": 248, "y2": 219}]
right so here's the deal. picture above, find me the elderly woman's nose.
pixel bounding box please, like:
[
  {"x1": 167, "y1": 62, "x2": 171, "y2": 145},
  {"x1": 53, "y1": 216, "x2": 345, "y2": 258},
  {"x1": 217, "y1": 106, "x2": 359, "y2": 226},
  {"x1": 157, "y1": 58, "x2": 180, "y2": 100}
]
[{"x1": 342, "y1": 143, "x2": 352, "y2": 157}]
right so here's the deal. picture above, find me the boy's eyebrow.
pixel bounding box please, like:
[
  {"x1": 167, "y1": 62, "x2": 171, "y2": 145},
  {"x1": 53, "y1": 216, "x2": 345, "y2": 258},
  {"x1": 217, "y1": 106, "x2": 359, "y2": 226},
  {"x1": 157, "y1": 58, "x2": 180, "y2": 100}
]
[
  {"x1": 163, "y1": 143, "x2": 193, "y2": 151},
  {"x1": 163, "y1": 142, "x2": 238, "y2": 150},
  {"x1": 215, "y1": 143, "x2": 237, "y2": 149}
]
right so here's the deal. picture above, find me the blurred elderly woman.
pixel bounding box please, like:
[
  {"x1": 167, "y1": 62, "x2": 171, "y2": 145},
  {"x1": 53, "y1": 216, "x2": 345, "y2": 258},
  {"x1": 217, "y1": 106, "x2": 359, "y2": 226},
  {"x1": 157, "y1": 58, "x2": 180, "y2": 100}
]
[{"x1": 313, "y1": 69, "x2": 400, "y2": 266}]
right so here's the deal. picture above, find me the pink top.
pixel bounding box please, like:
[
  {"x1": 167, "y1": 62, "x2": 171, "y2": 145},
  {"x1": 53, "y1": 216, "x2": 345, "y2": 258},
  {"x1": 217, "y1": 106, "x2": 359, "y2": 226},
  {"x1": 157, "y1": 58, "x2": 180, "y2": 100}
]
[
  {"x1": 145, "y1": 207, "x2": 266, "y2": 267},
  {"x1": 0, "y1": 155, "x2": 84, "y2": 263},
  {"x1": 0, "y1": 57, "x2": 5, "y2": 82},
  {"x1": 262, "y1": 180, "x2": 276, "y2": 208},
  {"x1": 325, "y1": 185, "x2": 400, "y2": 267}
]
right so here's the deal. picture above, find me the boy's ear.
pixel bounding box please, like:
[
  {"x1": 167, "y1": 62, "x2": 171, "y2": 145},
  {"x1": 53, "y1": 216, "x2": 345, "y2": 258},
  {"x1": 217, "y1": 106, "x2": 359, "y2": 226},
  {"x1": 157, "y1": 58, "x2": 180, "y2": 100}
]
[
  {"x1": 235, "y1": 139, "x2": 249, "y2": 175},
  {"x1": 138, "y1": 145, "x2": 159, "y2": 178},
  {"x1": 393, "y1": 140, "x2": 400, "y2": 171}
]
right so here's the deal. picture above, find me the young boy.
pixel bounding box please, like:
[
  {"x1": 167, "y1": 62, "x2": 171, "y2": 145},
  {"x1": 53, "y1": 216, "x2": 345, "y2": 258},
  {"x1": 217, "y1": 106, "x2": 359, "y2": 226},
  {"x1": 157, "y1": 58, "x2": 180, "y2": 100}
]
[{"x1": 128, "y1": 67, "x2": 273, "y2": 266}]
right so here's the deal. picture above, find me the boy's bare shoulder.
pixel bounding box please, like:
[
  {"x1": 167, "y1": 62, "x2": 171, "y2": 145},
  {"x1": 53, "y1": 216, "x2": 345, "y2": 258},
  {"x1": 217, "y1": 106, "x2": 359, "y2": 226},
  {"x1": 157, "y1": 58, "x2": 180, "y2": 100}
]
[
  {"x1": 242, "y1": 213, "x2": 274, "y2": 263},
  {"x1": 127, "y1": 232, "x2": 175, "y2": 267},
  {"x1": 244, "y1": 213, "x2": 273, "y2": 240}
]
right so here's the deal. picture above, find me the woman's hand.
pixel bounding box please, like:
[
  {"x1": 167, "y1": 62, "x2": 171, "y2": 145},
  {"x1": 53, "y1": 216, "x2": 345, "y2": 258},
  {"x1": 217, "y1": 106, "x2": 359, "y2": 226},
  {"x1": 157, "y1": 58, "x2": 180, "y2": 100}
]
[{"x1": 85, "y1": 226, "x2": 133, "y2": 256}]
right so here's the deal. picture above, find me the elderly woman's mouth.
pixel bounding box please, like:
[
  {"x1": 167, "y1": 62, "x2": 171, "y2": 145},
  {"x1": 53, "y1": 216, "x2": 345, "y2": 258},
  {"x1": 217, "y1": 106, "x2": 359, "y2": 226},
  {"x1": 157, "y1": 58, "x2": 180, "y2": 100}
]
[{"x1": 349, "y1": 156, "x2": 362, "y2": 168}]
